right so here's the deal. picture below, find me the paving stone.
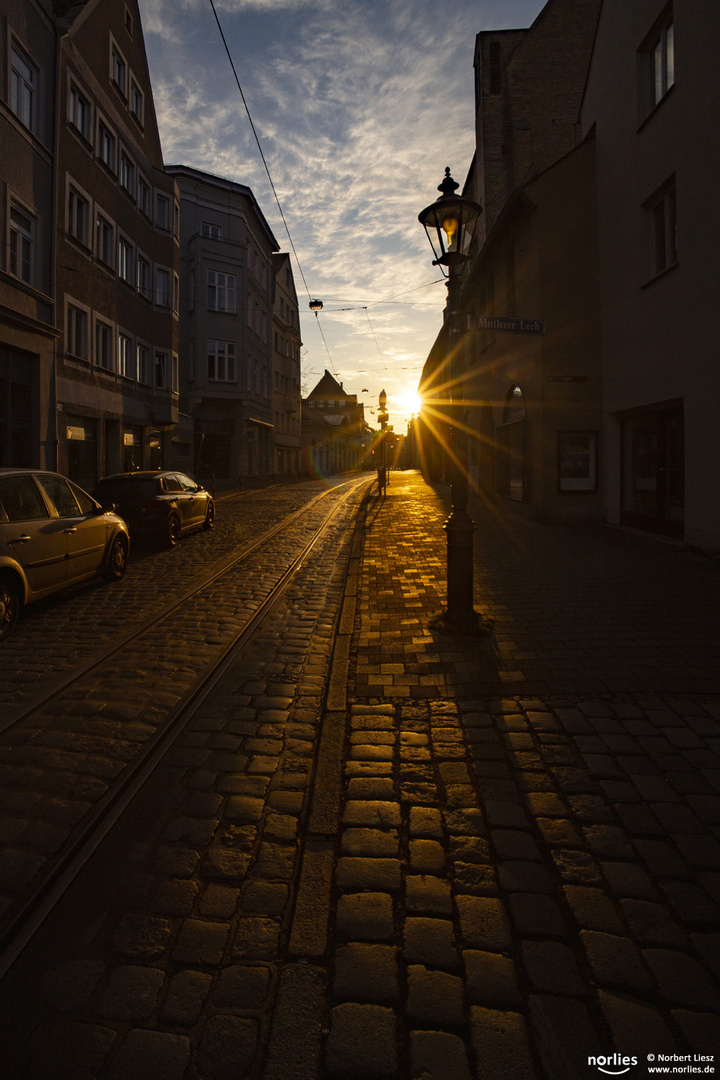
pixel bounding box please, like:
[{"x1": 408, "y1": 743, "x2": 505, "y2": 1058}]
[
  {"x1": 552, "y1": 848, "x2": 602, "y2": 886},
  {"x1": 192, "y1": 884, "x2": 235, "y2": 922},
  {"x1": 409, "y1": 839, "x2": 446, "y2": 874},
  {"x1": 404, "y1": 917, "x2": 459, "y2": 970},
  {"x1": 661, "y1": 880, "x2": 720, "y2": 926},
  {"x1": 342, "y1": 828, "x2": 399, "y2": 858},
  {"x1": 95, "y1": 966, "x2": 165, "y2": 1021},
  {"x1": 333, "y1": 943, "x2": 399, "y2": 1003},
  {"x1": 580, "y1": 930, "x2": 655, "y2": 993},
  {"x1": 347, "y1": 778, "x2": 396, "y2": 800},
  {"x1": 690, "y1": 933, "x2": 720, "y2": 979},
  {"x1": 642, "y1": 949, "x2": 720, "y2": 1009},
  {"x1": 633, "y1": 838, "x2": 692, "y2": 880},
  {"x1": 40, "y1": 958, "x2": 106, "y2": 1012},
  {"x1": 520, "y1": 941, "x2": 586, "y2": 995},
  {"x1": 405, "y1": 875, "x2": 453, "y2": 915},
  {"x1": 213, "y1": 965, "x2": 271, "y2": 1009},
  {"x1": 601, "y1": 861, "x2": 660, "y2": 900},
  {"x1": 197, "y1": 1015, "x2": 258, "y2": 1080},
  {"x1": 529, "y1": 994, "x2": 602, "y2": 1077},
  {"x1": 498, "y1": 860, "x2": 554, "y2": 894},
  {"x1": 409, "y1": 1031, "x2": 471, "y2": 1080},
  {"x1": 172, "y1": 919, "x2": 229, "y2": 966},
  {"x1": 161, "y1": 970, "x2": 213, "y2": 1025},
  {"x1": 336, "y1": 857, "x2": 402, "y2": 891},
  {"x1": 111, "y1": 914, "x2": 172, "y2": 960},
  {"x1": 336, "y1": 892, "x2": 394, "y2": 941},
  {"x1": 470, "y1": 1007, "x2": 537, "y2": 1080},
  {"x1": 491, "y1": 829, "x2": 542, "y2": 861},
  {"x1": 240, "y1": 880, "x2": 288, "y2": 915},
  {"x1": 105, "y1": 1030, "x2": 190, "y2": 1080},
  {"x1": 342, "y1": 801, "x2": 401, "y2": 829},
  {"x1": 453, "y1": 862, "x2": 498, "y2": 896},
  {"x1": 620, "y1": 899, "x2": 688, "y2": 947},
  {"x1": 671, "y1": 1010, "x2": 720, "y2": 1053},
  {"x1": 598, "y1": 991, "x2": 677, "y2": 1054},
  {"x1": 455, "y1": 895, "x2": 512, "y2": 952},
  {"x1": 535, "y1": 817, "x2": 586, "y2": 848},
  {"x1": 26, "y1": 1022, "x2": 117, "y2": 1080},
  {"x1": 583, "y1": 825, "x2": 635, "y2": 859},
  {"x1": 508, "y1": 892, "x2": 567, "y2": 938},
  {"x1": 464, "y1": 950, "x2": 521, "y2": 1006},
  {"x1": 326, "y1": 1003, "x2": 398, "y2": 1079},
  {"x1": 448, "y1": 835, "x2": 491, "y2": 864},
  {"x1": 409, "y1": 807, "x2": 444, "y2": 838},
  {"x1": 406, "y1": 966, "x2": 465, "y2": 1028},
  {"x1": 231, "y1": 916, "x2": 280, "y2": 961}
]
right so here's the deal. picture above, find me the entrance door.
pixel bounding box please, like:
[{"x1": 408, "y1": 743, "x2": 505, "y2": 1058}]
[{"x1": 621, "y1": 404, "x2": 684, "y2": 537}]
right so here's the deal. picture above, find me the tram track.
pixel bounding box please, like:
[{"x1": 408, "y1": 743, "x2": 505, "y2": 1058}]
[{"x1": 0, "y1": 474, "x2": 371, "y2": 979}]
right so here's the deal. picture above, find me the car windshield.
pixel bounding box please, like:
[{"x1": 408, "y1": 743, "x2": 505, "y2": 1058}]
[{"x1": 96, "y1": 478, "x2": 158, "y2": 501}]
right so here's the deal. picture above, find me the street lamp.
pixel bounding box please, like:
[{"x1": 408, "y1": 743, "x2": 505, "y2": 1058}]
[
  {"x1": 418, "y1": 168, "x2": 482, "y2": 632},
  {"x1": 377, "y1": 389, "x2": 389, "y2": 493}
]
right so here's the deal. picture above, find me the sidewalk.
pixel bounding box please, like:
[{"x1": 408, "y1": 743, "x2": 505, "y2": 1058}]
[{"x1": 311, "y1": 470, "x2": 720, "y2": 1079}]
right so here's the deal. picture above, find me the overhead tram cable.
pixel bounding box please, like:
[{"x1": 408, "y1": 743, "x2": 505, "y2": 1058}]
[{"x1": 207, "y1": 0, "x2": 339, "y2": 376}]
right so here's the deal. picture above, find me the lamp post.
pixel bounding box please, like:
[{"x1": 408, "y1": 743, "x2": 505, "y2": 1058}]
[
  {"x1": 377, "y1": 388, "x2": 389, "y2": 493},
  {"x1": 419, "y1": 168, "x2": 481, "y2": 632}
]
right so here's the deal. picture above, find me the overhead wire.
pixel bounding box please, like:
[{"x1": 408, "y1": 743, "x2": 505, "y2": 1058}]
[{"x1": 207, "y1": 0, "x2": 339, "y2": 376}]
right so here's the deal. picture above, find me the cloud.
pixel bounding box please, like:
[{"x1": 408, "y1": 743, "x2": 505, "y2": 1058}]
[{"x1": 142, "y1": 0, "x2": 545, "y2": 426}]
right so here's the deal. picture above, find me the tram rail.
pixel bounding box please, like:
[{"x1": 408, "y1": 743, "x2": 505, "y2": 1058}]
[{"x1": 0, "y1": 474, "x2": 371, "y2": 979}]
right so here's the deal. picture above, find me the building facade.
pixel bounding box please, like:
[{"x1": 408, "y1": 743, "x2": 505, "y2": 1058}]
[
  {"x1": 167, "y1": 165, "x2": 278, "y2": 483},
  {"x1": 302, "y1": 370, "x2": 368, "y2": 475},
  {"x1": 55, "y1": 0, "x2": 179, "y2": 491},
  {"x1": 581, "y1": 0, "x2": 720, "y2": 550},
  {"x1": 1, "y1": 0, "x2": 180, "y2": 489},
  {"x1": 1, "y1": 0, "x2": 59, "y2": 470},
  {"x1": 271, "y1": 253, "x2": 301, "y2": 476}
]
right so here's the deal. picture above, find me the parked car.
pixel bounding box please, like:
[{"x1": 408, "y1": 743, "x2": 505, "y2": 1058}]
[
  {"x1": 0, "y1": 469, "x2": 130, "y2": 640},
  {"x1": 93, "y1": 471, "x2": 214, "y2": 548}
]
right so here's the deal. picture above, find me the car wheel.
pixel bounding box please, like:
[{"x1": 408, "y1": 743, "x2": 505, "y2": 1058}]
[
  {"x1": 0, "y1": 575, "x2": 22, "y2": 641},
  {"x1": 105, "y1": 535, "x2": 128, "y2": 581},
  {"x1": 166, "y1": 514, "x2": 181, "y2": 547},
  {"x1": 203, "y1": 501, "x2": 215, "y2": 530}
]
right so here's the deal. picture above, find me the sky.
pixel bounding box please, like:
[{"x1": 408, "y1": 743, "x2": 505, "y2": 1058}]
[{"x1": 141, "y1": 0, "x2": 547, "y2": 433}]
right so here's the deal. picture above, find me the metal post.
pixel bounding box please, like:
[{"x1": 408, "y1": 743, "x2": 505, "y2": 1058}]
[{"x1": 443, "y1": 266, "x2": 478, "y2": 633}]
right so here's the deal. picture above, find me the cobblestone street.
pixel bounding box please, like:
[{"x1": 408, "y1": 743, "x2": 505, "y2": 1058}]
[{"x1": 0, "y1": 472, "x2": 718, "y2": 1079}]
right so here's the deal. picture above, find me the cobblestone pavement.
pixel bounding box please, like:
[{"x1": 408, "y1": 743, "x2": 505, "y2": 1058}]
[{"x1": 0, "y1": 471, "x2": 719, "y2": 1079}]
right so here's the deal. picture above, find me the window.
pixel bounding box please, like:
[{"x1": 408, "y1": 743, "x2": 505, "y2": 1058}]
[
  {"x1": 111, "y1": 45, "x2": 127, "y2": 96},
  {"x1": 137, "y1": 343, "x2": 151, "y2": 385},
  {"x1": 67, "y1": 303, "x2": 89, "y2": 359},
  {"x1": 96, "y1": 213, "x2": 114, "y2": 267},
  {"x1": 208, "y1": 340, "x2": 236, "y2": 382},
  {"x1": 130, "y1": 80, "x2": 144, "y2": 124},
  {"x1": 208, "y1": 270, "x2": 236, "y2": 312},
  {"x1": 96, "y1": 319, "x2": 114, "y2": 370},
  {"x1": 155, "y1": 267, "x2": 170, "y2": 307},
  {"x1": 642, "y1": 9, "x2": 674, "y2": 112},
  {"x1": 173, "y1": 201, "x2": 180, "y2": 239},
  {"x1": 10, "y1": 45, "x2": 36, "y2": 130},
  {"x1": 172, "y1": 354, "x2": 179, "y2": 394},
  {"x1": 68, "y1": 83, "x2": 91, "y2": 139},
  {"x1": 117, "y1": 235, "x2": 134, "y2": 283},
  {"x1": 173, "y1": 273, "x2": 180, "y2": 314},
  {"x1": 155, "y1": 193, "x2": 170, "y2": 230},
  {"x1": 68, "y1": 185, "x2": 90, "y2": 246},
  {"x1": 138, "y1": 175, "x2": 151, "y2": 217},
  {"x1": 118, "y1": 332, "x2": 133, "y2": 379},
  {"x1": 155, "y1": 351, "x2": 168, "y2": 389},
  {"x1": 202, "y1": 221, "x2": 222, "y2": 240},
  {"x1": 9, "y1": 204, "x2": 34, "y2": 284},
  {"x1": 137, "y1": 253, "x2": 151, "y2": 299},
  {"x1": 124, "y1": 6, "x2": 133, "y2": 35},
  {"x1": 119, "y1": 151, "x2": 135, "y2": 196},
  {"x1": 98, "y1": 119, "x2": 116, "y2": 171},
  {"x1": 646, "y1": 179, "x2": 677, "y2": 278}
]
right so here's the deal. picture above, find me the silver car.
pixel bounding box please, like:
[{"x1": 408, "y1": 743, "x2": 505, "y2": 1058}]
[{"x1": 0, "y1": 469, "x2": 129, "y2": 639}]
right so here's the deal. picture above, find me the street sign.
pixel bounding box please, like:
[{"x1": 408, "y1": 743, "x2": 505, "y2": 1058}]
[{"x1": 475, "y1": 315, "x2": 544, "y2": 335}]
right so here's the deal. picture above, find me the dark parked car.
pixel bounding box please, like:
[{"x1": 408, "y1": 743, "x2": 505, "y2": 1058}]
[
  {"x1": 0, "y1": 469, "x2": 129, "y2": 640},
  {"x1": 93, "y1": 471, "x2": 214, "y2": 548}
]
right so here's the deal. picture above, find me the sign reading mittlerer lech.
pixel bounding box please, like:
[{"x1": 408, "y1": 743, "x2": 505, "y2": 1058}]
[{"x1": 475, "y1": 315, "x2": 544, "y2": 335}]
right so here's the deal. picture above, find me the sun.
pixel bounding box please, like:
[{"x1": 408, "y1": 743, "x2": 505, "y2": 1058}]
[{"x1": 397, "y1": 388, "x2": 423, "y2": 417}]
